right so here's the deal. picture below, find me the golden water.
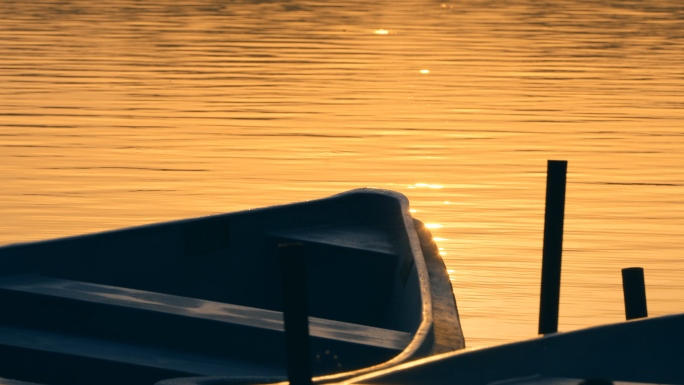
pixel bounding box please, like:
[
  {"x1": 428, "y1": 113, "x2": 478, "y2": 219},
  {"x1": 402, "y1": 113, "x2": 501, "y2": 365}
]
[{"x1": 1, "y1": 0, "x2": 682, "y2": 347}]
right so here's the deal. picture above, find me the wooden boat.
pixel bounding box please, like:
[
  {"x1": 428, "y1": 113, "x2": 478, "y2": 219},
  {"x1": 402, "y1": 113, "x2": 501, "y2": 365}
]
[
  {"x1": 347, "y1": 312, "x2": 684, "y2": 385},
  {"x1": 0, "y1": 188, "x2": 464, "y2": 385}
]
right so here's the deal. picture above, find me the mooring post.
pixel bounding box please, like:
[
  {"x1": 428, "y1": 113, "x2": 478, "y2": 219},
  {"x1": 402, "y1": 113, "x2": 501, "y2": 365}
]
[
  {"x1": 538, "y1": 160, "x2": 567, "y2": 335},
  {"x1": 622, "y1": 267, "x2": 648, "y2": 320},
  {"x1": 279, "y1": 242, "x2": 313, "y2": 385}
]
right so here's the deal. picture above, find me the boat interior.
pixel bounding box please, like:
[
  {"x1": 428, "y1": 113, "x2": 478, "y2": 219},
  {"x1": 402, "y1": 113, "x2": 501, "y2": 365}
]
[{"x1": 0, "y1": 190, "x2": 436, "y2": 385}]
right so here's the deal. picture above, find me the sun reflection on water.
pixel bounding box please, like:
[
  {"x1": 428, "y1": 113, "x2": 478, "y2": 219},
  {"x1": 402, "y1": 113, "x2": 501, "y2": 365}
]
[{"x1": 0, "y1": 0, "x2": 682, "y2": 348}]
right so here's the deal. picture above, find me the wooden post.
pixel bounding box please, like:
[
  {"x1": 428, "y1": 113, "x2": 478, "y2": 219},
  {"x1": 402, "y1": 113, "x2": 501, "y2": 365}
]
[
  {"x1": 279, "y1": 243, "x2": 313, "y2": 385},
  {"x1": 538, "y1": 160, "x2": 567, "y2": 335},
  {"x1": 622, "y1": 267, "x2": 648, "y2": 320}
]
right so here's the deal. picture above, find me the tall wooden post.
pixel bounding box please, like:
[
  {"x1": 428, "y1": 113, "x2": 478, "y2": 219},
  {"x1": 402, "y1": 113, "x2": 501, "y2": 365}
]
[{"x1": 538, "y1": 160, "x2": 567, "y2": 335}]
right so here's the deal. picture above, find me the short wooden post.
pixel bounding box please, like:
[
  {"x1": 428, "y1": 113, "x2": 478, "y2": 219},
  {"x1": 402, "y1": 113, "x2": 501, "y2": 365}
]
[
  {"x1": 622, "y1": 267, "x2": 648, "y2": 320},
  {"x1": 538, "y1": 160, "x2": 567, "y2": 335},
  {"x1": 279, "y1": 243, "x2": 313, "y2": 385}
]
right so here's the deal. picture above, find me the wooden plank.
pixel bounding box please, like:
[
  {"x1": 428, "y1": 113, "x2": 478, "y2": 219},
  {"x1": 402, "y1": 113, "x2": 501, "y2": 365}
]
[
  {"x1": 0, "y1": 324, "x2": 276, "y2": 377},
  {"x1": 271, "y1": 224, "x2": 397, "y2": 257},
  {"x1": 0, "y1": 275, "x2": 410, "y2": 350}
]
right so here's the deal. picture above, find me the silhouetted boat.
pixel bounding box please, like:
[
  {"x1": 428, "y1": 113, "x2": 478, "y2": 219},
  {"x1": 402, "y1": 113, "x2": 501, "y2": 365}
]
[{"x1": 0, "y1": 189, "x2": 464, "y2": 385}]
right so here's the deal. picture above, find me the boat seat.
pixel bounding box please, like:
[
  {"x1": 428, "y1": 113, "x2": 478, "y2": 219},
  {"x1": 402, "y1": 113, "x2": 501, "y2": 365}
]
[
  {"x1": 0, "y1": 275, "x2": 410, "y2": 382},
  {"x1": 0, "y1": 377, "x2": 47, "y2": 385},
  {"x1": 271, "y1": 224, "x2": 398, "y2": 256}
]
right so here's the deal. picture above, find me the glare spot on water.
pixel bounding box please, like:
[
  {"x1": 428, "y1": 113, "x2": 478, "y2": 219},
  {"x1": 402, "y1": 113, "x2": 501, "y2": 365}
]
[
  {"x1": 413, "y1": 183, "x2": 443, "y2": 189},
  {"x1": 425, "y1": 223, "x2": 443, "y2": 229},
  {"x1": 374, "y1": 29, "x2": 389, "y2": 35},
  {"x1": 420, "y1": 69, "x2": 430, "y2": 74}
]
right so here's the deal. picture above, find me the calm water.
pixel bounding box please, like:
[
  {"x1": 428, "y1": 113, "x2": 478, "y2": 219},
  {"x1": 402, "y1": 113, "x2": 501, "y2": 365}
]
[{"x1": 1, "y1": 0, "x2": 683, "y2": 347}]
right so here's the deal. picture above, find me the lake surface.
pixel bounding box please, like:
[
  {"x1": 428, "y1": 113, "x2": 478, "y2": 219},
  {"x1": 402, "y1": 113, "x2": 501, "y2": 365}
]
[{"x1": 1, "y1": 0, "x2": 682, "y2": 347}]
